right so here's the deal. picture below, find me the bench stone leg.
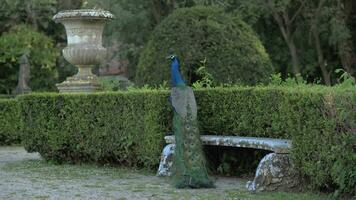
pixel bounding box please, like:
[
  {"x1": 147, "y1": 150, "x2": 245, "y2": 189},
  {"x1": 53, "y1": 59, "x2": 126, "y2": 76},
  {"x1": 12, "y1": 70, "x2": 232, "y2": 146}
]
[
  {"x1": 246, "y1": 153, "x2": 300, "y2": 191},
  {"x1": 157, "y1": 144, "x2": 175, "y2": 176}
]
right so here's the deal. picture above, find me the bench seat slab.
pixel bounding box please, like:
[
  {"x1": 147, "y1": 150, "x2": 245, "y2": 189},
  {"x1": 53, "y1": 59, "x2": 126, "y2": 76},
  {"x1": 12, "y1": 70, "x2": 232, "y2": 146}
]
[{"x1": 165, "y1": 135, "x2": 291, "y2": 154}]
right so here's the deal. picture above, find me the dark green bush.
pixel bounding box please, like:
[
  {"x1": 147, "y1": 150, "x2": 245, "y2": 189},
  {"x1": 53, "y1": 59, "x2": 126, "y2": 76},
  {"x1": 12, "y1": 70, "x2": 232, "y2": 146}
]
[
  {"x1": 135, "y1": 6, "x2": 273, "y2": 86},
  {"x1": 19, "y1": 86, "x2": 355, "y2": 195},
  {"x1": 0, "y1": 99, "x2": 21, "y2": 145}
]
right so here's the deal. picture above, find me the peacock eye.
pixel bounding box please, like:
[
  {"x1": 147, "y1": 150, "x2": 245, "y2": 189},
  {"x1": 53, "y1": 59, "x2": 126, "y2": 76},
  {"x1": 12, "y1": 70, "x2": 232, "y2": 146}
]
[{"x1": 185, "y1": 124, "x2": 190, "y2": 130}]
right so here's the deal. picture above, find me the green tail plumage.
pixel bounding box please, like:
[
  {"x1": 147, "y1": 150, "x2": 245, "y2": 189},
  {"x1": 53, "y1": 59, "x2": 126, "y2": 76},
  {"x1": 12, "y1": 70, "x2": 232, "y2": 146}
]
[{"x1": 171, "y1": 86, "x2": 214, "y2": 188}]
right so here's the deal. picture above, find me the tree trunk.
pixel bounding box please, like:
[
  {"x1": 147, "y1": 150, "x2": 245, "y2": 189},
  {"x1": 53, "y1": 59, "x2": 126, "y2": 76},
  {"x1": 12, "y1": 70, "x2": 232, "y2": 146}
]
[
  {"x1": 267, "y1": 0, "x2": 302, "y2": 75},
  {"x1": 312, "y1": 28, "x2": 331, "y2": 85},
  {"x1": 273, "y1": 17, "x2": 301, "y2": 75},
  {"x1": 151, "y1": 0, "x2": 164, "y2": 24},
  {"x1": 336, "y1": 0, "x2": 355, "y2": 75},
  {"x1": 338, "y1": 39, "x2": 355, "y2": 75},
  {"x1": 287, "y1": 40, "x2": 301, "y2": 75},
  {"x1": 25, "y1": 1, "x2": 38, "y2": 29}
]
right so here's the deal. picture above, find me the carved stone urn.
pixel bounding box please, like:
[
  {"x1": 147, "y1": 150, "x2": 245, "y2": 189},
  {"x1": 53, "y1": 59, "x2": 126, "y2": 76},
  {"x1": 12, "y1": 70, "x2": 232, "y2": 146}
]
[{"x1": 53, "y1": 9, "x2": 114, "y2": 93}]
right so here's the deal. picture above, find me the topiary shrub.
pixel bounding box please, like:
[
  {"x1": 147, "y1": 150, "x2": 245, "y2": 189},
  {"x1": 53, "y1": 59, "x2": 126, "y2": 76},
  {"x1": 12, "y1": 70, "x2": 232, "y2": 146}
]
[{"x1": 135, "y1": 6, "x2": 273, "y2": 86}]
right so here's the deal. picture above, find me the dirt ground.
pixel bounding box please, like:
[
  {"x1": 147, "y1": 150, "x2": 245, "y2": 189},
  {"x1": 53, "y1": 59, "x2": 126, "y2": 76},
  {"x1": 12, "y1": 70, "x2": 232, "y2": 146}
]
[
  {"x1": 0, "y1": 146, "x2": 328, "y2": 200},
  {"x1": 0, "y1": 146, "x2": 249, "y2": 200}
]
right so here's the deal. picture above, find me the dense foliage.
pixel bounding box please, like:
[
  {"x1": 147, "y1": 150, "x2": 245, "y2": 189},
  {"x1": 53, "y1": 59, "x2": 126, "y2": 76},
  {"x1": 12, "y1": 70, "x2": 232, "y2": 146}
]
[
  {"x1": 83, "y1": 0, "x2": 355, "y2": 85},
  {"x1": 0, "y1": 0, "x2": 57, "y2": 34},
  {"x1": 1, "y1": 0, "x2": 354, "y2": 92},
  {"x1": 17, "y1": 85, "x2": 355, "y2": 195},
  {"x1": 184, "y1": 0, "x2": 356, "y2": 84},
  {"x1": 0, "y1": 25, "x2": 59, "y2": 93},
  {"x1": 0, "y1": 0, "x2": 81, "y2": 94},
  {"x1": 136, "y1": 6, "x2": 273, "y2": 86},
  {"x1": 0, "y1": 99, "x2": 21, "y2": 145},
  {"x1": 83, "y1": 0, "x2": 197, "y2": 78}
]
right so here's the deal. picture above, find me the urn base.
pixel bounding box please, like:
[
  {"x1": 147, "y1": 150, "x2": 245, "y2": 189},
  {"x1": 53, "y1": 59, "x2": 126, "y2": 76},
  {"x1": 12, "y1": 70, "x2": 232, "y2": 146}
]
[{"x1": 56, "y1": 74, "x2": 101, "y2": 93}]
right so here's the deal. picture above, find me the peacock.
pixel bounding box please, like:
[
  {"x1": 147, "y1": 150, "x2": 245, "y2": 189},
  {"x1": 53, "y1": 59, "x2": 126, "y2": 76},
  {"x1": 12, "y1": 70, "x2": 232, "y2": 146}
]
[{"x1": 167, "y1": 55, "x2": 214, "y2": 188}]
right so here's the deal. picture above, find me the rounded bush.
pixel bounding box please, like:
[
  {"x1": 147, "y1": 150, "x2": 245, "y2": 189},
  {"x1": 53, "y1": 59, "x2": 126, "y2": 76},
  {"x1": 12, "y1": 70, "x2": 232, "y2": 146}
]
[{"x1": 135, "y1": 6, "x2": 273, "y2": 86}]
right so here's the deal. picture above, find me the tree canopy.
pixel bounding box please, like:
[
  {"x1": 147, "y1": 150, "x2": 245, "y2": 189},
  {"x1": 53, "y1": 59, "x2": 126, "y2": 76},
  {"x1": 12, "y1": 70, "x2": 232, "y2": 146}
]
[
  {"x1": 0, "y1": 25, "x2": 58, "y2": 93},
  {"x1": 0, "y1": 0, "x2": 355, "y2": 92}
]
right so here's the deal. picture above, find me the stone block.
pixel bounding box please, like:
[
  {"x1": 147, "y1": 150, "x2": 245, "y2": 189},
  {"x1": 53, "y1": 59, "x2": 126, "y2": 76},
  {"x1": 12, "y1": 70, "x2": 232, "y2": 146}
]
[{"x1": 246, "y1": 153, "x2": 301, "y2": 191}]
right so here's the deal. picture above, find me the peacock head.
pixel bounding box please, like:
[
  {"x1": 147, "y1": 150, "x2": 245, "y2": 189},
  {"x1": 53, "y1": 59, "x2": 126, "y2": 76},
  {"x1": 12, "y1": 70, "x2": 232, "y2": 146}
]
[{"x1": 166, "y1": 55, "x2": 177, "y2": 61}]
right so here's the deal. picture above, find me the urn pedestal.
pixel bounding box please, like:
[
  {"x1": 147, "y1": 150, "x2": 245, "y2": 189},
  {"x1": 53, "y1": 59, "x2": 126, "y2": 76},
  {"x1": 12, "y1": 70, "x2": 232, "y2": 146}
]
[{"x1": 53, "y1": 9, "x2": 114, "y2": 93}]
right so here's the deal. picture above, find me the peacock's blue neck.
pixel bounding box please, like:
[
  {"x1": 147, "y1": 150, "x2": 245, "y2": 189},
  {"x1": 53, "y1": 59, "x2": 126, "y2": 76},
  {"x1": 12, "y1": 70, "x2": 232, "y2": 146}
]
[{"x1": 171, "y1": 58, "x2": 185, "y2": 87}]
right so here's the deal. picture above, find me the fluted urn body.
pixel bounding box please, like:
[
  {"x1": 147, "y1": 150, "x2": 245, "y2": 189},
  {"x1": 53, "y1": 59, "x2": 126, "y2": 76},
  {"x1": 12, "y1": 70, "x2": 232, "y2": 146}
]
[{"x1": 53, "y1": 9, "x2": 114, "y2": 93}]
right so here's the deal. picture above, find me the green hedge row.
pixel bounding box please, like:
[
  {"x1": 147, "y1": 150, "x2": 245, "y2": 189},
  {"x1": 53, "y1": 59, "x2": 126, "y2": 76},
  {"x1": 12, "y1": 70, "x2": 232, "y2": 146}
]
[
  {"x1": 196, "y1": 87, "x2": 355, "y2": 195},
  {"x1": 16, "y1": 86, "x2": 356, "y2": 195},
  {"x1": 0, "y1": 99, "x2": 21, "y2": 145},
  {"x1": 19, "y1": 91, "x2": 171, "y2": 167}
]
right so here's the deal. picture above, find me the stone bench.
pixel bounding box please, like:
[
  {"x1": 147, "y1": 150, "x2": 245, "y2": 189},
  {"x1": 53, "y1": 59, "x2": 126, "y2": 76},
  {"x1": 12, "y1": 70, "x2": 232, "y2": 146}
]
[{"x1": 157, "y1": 135, "x2": 300, "y2": 191}]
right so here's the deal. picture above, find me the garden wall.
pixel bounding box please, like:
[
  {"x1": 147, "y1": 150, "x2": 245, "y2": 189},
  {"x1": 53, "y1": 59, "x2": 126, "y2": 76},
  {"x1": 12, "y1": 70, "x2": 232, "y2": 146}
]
[{"x1": 15, "y1": 86, "x2": 356, "y2": 194}]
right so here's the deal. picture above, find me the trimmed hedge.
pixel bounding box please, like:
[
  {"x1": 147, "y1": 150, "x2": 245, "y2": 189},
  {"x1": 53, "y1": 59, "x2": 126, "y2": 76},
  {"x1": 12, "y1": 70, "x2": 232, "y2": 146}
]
[
  {"x1": 19, "y1": 86, "x2": 355, "y2": 195},
  {"x1": 136, "y1": 6, "x2": 273, "y2": 86},
  {"x1": 0, "y1": 99, "x2": 21, "y2": 145},
  {"x1": 19, "y1": 91, "x2": 171, "y2": 167}
]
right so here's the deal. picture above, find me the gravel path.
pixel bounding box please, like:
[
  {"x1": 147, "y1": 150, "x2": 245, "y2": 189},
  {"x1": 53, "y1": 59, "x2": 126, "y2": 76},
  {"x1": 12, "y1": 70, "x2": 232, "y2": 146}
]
[{"x1": 0, "y1": 147, "x2": 247, "y2": 200}]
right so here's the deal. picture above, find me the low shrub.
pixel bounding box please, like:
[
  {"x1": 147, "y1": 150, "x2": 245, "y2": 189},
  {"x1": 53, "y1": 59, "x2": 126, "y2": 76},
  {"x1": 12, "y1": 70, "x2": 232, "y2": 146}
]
[
  {"x1": 19, "y1": 86, "x2": 355, "y2": 195},
  {"x1": 0, "y1": 99, "x2": 21, "y2": 145}
]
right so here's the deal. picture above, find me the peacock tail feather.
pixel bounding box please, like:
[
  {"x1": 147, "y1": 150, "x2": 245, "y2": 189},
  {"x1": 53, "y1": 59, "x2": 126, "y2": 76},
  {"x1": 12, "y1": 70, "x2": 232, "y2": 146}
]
[{"x1": 171, "y1": 86, "x2": 214, "y2": 188}]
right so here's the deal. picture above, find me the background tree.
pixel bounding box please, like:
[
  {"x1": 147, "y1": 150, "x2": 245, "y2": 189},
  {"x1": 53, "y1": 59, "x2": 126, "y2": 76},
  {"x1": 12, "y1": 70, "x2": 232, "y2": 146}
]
[
  {"x1": 0, "y1": 0, "x2": 83, "y2": 93},
  {"x1": 192, "y1": 0, "x2": 355, "y2": 83},
  {"x1": 302, "y1": 0, "x2": 333, "y2": 85},
  {"x1": 301, "y1": 0, "x2": 355, "y2": 85},
  {"x1": 0, "y1": 0, "x2": 355, "y2": 94},
  {"x1": 0, "y1": 0, "x2": 57, "y2": 34},
  {"x1": 0, "y1": 25, "x2": 58, "y2": 93},
  {"x1": 331, "y1": 0, "x2": 355, "y2": 76}
]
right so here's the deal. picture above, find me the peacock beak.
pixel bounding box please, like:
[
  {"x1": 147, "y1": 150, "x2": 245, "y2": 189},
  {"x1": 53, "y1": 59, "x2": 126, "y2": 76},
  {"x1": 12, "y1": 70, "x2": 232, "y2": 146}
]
[{"x1": 166, "y1": 56, "x2": 171, "y2": 60}]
